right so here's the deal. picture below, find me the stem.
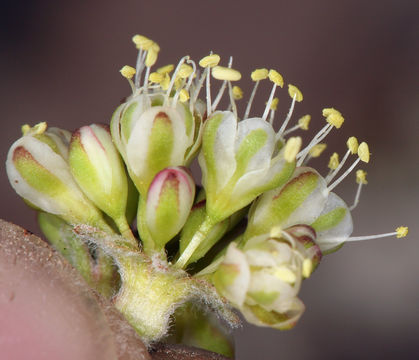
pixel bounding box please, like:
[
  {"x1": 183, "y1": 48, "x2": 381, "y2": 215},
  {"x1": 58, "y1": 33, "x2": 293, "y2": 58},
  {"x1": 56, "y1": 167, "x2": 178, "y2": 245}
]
[
  {"x1": 175, "y1": 215, "x2": 215, "y2": 269},
  {"x1": 114, "y1": 256, "x2": 191, "y2": 343},
  {"x1": 137, "y1": 196, "x2": 157, "y2": 255},
  {"x1": 114, "y1": 216, "x2": 138, "y2": 248}
]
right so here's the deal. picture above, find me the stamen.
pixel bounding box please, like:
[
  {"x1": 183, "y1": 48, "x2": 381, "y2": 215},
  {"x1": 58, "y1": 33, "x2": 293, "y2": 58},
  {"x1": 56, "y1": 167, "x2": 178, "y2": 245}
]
[
  {"x1": 348, "y1": 226, "x2": 408, "y2": 242},
  {"x1": 284, "y1": 137, "x2": 302, "y2": 163},
  {"x1": 323, "y1": 108, "x2": 344, "y2": 129},
  {"x1": 347, "y1": 136, "x2": 359, "y2": 154},
  {"x1": 164, "y1": 56, "x2": 190, "y2": 104},
  {"x1": 328, "y1": 152, "x2": 340, "y2": 170},
  {"x1": 282, "y1": 114, "x2": 311, "y2": 136},
  {"x1": 308, "y1": 143, "x2": 327, "y2": 158},
  {"x1": 326, "y1": 136, "x2": 359, "y2": 183},
  {"x1": 132, "y1": 34, "x2": 154, "y2": 51},
  {"x1": 211, "y1": 57, "x2": 233, "y2": 112},
  {"x1": 296, "y1": 123, "x2": 333, "y2": 166},
  {"x1": 211, "y1": 66, "x2": 241, "y2": 81},
  {"x1": 120, "y1": 65, "x2": 137, "y2": 93},
  {"x1": 350, "y1": 169, "x2": 367, "y2": 210},
  {"x1": 278, "y1": 85, "x2": 302, "y2": 135},
  {"x1": 288, "y1": 84, "x2": 303, "y2": 102},
  {"x1": 135, "y1": 50, "x2": 147, "y2": 88},
  {"x1": 134, "y1": 49, "x2": 143, "y2": 88},
  {"x1": 268, "y1": 98, "x2": 279, "y2": 125},
  {"x1": 302, "y1": 258, "x2": 313, "y2": 278},
  {"x1": 328, "y1": 142, "x2": 370, "y2": 191},
  {"x1": 120, "y1": 65, "x2": 136, "y2": 79},
  {"x1": 244, "y1": 68, "x2": 268, "y2": 119},
  {"x1": 149, "y1": 72, "x2": 164, "y2": 84},
  {"x1": 178, "y1": 89, "x2": 190, "y2": 103},
  {"x1": 190, "y1": 54, "x2": 220, "y2": 108},
  {"x1": 232, "y1": 86, "x2": 243, "y2": 100},
  {"x1": 157, "y1": 64, "x2": 174, "y2": 75},
  {"x1": 227, "y1": 81, "x2": 238, "y2": 119},
  {"x1": 21, "y1": 124, "x2": 31, "y2": 135},
  {"x1": 327, "y1": 158, "x2": 360, "y2": 191},
  {"x1": 199, "y1": 54, "x2": 221, "y2": 68},
  {"x1": 358, "y1": 142, "x2": 370, "y2": 163},
  {"x1": 184, "y1": 59, "x2": 197, "y2": 92},
  {"x1": 262, "y1": 69, "x2": 284, "y2": 121}
]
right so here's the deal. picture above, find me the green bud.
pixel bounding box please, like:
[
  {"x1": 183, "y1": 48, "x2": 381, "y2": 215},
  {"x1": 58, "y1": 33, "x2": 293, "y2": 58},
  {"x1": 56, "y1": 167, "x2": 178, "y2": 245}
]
[
  {"x1": 145, "y1": 167, "x2": 195, "y2": 251},
  {"x1": 6, "y1": 126, "x2": 110, "y2": 230},
  {"x1": 68, "y1": 124, "x2": 134, "y2": 240}
]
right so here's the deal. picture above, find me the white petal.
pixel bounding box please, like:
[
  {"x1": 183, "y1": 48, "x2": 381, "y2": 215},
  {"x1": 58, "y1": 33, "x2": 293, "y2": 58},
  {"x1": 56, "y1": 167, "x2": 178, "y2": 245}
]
[{"x1": 314, "y1": 192, "x2": 353, "y2": 252}]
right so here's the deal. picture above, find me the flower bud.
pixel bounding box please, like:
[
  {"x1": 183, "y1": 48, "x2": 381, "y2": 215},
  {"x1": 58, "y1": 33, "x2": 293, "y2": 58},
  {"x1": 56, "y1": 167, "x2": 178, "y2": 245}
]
[
  {"x1": 111, "y1": 94, "x2": 197, "y2": 195},
  {"x1": 199, "y1": 111, "x2": 295, "y2": 223},
  {"x1": 6, "y1": 125, "x2": 109, "y2": 230},
  {"x1": 69, "y1": 124, "x2": 132, "y2": 238},
  {"x1": 145, "y1": 167, "x2": 195, "y2": 250},
  {"x1": 212, "y1": 229, "x2": 320, "y2": 330}
]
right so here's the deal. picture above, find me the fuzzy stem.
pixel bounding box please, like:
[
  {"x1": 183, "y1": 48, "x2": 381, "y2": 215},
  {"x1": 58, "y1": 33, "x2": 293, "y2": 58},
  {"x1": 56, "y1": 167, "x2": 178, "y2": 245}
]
[{"x1": 114, "y1": 255, "x2": 191, "y2": 343}]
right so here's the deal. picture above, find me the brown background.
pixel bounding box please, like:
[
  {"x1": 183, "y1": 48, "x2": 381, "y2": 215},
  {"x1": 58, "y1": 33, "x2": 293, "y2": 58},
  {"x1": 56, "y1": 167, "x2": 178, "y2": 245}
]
[{"x1": 0, "y1": 0, "x2": 418, "y2": 359}]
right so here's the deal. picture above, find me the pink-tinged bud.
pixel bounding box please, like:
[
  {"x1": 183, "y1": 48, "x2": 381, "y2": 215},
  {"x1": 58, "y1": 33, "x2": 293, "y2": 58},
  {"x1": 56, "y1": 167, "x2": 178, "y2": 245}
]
[
  {"x1": 6, "y1": 130, "x2": 109, "y2": 230},
  {"x1": 145, "y1": 167, "x2": 195, "y2": 250},
  {"x1": 69, "y1": 124, "x2": 133, "y2": 239}
]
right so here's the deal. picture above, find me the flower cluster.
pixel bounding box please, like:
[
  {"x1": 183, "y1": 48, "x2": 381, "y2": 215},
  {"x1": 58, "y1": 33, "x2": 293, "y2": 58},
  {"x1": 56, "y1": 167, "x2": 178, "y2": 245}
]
[{"x1": 6, "y1": 34, "x2": 408, "y2": 353}]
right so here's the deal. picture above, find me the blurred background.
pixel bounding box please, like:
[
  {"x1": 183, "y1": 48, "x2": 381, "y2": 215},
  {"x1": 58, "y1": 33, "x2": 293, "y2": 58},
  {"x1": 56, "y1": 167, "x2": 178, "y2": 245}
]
[{"x1": 0, "y1": 0, "x2": 418, "y2": 359}]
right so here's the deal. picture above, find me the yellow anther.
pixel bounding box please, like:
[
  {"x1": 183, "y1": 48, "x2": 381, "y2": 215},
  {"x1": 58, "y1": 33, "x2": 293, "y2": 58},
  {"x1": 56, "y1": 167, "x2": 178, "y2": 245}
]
[
  {"x1": 35, "y1": 122, "x2": 47, "y2": 134},
  {"x1": 274, "y1": 267, "x2": 296, "y2": 284},
  {"x1": 145, "y1": 49, "x2": 158, "y2": 67},
  {"x1": 347, "y1": 136, "x2": 359, "y2": 154},
  {"x1": 199, "y1": 54, "x2": 220, "y2": 68},
  {"x1": 157, "y1": 64, "x2": 174, "y2": 75},
  {"x1": 323, "y1": 108, "x2": 344, "y2": 129},
  {"x1": 212, "y1": 66, "x2": 242, "y2": 81},
  {"x1": 284, "y1": 136, "x2": 302, "y2": 163},
  {"x1": 160, "y1": 74, "x2": 171, "y2": 91},
  {"x1": 298, "y1": 114, "x2": 311, "y2": 130},
  {"x1": 270, "y1": 226, "x2": 282, "y2": 238},
  {"x1": 132, "y1": 34, "x2": 154, "y2": 50},
  {"x1": 21, "y1": 124, "x2": 31, "y2": 135},
  {"x1": 309, "y1": 143, "x2": 327, "y2": 157},
  {"x1": 151, "y1": 42, "x2": 160, "y2": 53},
  {"x1": 322, "y1": 108, "x2": 342, "y2": 117},
  {"x1": 179, "y1": 89, "x2": 190, "y2": 103},
  {"x1": 270, "y1": 97, "x2": 279, "y2": 111},
  {"x1": 328, "y1": 152, "x2": 340, "y2": 170},
  {"x1": 288, "y1": 84, "x2": 303, "y2": 102},
  {"x1": 356, "y1": 169, "x2": 368, "y2": 184},
  {"x1": 232, "y1": 86, "x2": 244, "y2": 100},
  {"x1": 149, "y1": 72, "x2": 164, "y2": 84},
  {"x1": 302, "y1": 259, "x2": 313, "y2": 278},
  {"x1": 177, "y1": 64, "x2": 194, "y2": 79},
  {"x1": 396, "y1": 226, "x2": 408, "y2": 238},
  {"x1": 358, "y1": 142, "x2": 370, "y2": 163},
  {"x1": 251, "y1": 68, "x2": 269, "y2": 81},
  {"x1": 268, "y1": 69, "x2": 284, "y2": 87},
  {"x1": 120, "y1": 65, "x2": 136, "y2": 79}
]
